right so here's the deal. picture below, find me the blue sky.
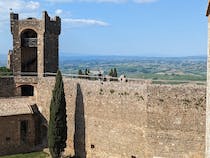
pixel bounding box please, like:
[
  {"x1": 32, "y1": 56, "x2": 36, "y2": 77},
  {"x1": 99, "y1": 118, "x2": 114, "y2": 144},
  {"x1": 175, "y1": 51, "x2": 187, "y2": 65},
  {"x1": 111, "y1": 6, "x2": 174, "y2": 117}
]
[{"x1": 0, "y1": 0, "x2": 208, "y2": 56}]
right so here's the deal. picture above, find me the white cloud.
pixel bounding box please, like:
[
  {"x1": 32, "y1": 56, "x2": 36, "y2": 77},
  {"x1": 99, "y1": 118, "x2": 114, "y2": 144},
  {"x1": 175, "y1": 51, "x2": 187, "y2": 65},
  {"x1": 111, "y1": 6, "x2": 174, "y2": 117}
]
[
  {"x1": 81, "y1": 0, "x2": 126, "y2": 3},
  {"x1": 46, "y1": 0, "x2": 157, "y2": 3},
  {"x1": 63, "y1": 18, "x2": 109, "y2": 27},
  {"x1": 0, "y1": 0, "x2": 40, "y2": 30},
  {"x1": 55, "y1": 9, "x2": 63, "y2": 16},
  {"x1": 46, "y1": 0, "x2": 73, "y2": 2},
  {"x1": 0, "y1": 1, "x2": 23, "y2": 12},
  {"x1": 0, "y1": 1, "x2": 109, "y2": 30},
  {"x1": 0, "y1": 0, "x2": 40, "y2": 20},
  {"x1": 0, "y1": 0, "x2": 40, "y2": 12},
  {"x1": 133, "y1": 0, "x2": 157, "y2": 3},
  {"x1": 46, "y1": 0, "x2": 126, "y2": 3},
  {"x1": 26, "y1": 1, "x2": 40, "y2": 10},
  {"x1": 0, "y1": 0, "x2": 40, "y2": 26}
]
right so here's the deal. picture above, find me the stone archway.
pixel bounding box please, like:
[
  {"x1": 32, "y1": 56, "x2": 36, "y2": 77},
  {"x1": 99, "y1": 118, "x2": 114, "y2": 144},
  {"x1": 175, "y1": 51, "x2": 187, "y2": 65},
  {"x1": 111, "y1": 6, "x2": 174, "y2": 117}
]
[
  {"x1": 16, "y1": 85, "x2": 35, "y2": 96},
  {"x1": 20, "y1": 29, "x2": 38, "y2": 76}
]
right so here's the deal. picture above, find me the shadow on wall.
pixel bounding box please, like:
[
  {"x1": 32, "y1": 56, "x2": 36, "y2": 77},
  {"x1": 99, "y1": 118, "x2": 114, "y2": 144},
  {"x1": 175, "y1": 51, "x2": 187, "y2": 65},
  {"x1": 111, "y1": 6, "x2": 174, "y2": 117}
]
[
  {"x1": 31, "y1": 104, "x2": 48, "y2": 149},
  {"x1": 0, "y1": 77, "x2": 15, "y2": 97},
  {"x1": 73, "y1": 83, "x2": 86, "y2": 158}
]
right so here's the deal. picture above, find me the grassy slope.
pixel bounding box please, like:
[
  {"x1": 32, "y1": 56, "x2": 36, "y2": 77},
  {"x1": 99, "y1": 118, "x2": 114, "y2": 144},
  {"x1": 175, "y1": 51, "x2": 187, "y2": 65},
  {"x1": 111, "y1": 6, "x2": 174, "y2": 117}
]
[{"x1": 0, "y1": 152, "x2": 49, "y2": 158}]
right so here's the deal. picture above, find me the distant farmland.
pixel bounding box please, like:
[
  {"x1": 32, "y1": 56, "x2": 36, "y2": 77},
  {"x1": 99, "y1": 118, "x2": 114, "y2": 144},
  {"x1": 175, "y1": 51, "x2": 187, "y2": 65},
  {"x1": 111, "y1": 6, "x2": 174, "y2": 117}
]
[
  {"x1": 60, "y1": 55, "x2": 207, "y2": 82},
  {"x1": 0, "y1": 54, "x2": 207, "y2": 82}
]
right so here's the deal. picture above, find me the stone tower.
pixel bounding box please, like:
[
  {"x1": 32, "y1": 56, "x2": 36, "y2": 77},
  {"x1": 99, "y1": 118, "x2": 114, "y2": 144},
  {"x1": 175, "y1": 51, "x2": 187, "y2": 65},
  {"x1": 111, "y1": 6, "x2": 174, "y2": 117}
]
[
  {"x1": 207, "y1": 1, "x2": 210, "y2": 157},
  {"x1": 10, "y1": 11, "x2": 61, "y2": 77}
]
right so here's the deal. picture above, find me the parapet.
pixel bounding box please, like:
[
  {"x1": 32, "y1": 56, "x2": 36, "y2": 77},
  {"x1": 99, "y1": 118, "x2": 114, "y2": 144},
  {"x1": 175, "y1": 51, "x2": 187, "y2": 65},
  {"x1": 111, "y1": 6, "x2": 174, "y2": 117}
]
[
  {"x1": 10, "y1": 12, "x2": 19, "y2": 34},
  {"x1": 10, "y1": 11, "x2": 61, "y2": 35},
  {"x1": 42, "y1": 11, "x2": 61, "y2": 35},
  {"x1": 10, "y1": 12, "x2": 19, "y2": 20}
]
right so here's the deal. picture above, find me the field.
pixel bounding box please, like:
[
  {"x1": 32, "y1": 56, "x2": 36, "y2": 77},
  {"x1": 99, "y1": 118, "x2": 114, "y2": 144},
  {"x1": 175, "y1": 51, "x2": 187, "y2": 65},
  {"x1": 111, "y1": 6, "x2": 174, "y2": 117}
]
[
  {"x1": 0, "y1": 54, "x2": 206, "y2": 82},
  {"x1": 0, "y1": 152, "x2": 49, "y2": 158},
  {"x1": 60, "y1": 55, "x2": 207, "y2": 82}
]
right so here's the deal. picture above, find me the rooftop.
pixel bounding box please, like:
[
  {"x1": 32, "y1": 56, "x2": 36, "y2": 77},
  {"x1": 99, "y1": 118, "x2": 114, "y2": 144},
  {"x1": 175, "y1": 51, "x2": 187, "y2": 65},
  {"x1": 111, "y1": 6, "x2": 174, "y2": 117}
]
[{"x1": 0, "y1": 97, "x2": 36, "y2": 116}]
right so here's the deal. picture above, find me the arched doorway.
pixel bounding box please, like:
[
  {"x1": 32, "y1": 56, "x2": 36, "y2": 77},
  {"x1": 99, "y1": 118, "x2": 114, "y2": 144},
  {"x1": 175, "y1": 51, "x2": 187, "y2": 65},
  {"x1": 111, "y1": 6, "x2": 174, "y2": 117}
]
[{"x1": 21, "y1": 29, "x2": 37, "y2": 76}]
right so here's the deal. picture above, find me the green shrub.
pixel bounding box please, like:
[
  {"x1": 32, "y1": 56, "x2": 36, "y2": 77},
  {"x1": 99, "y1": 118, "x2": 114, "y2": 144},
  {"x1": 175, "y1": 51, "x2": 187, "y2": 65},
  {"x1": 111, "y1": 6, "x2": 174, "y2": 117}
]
[
  {"x1": 110, "y1": 89, "x2": 115, "y2": 94},
  {"x1": 0, "y1": 67, "x2": 12, "y2": 76}
]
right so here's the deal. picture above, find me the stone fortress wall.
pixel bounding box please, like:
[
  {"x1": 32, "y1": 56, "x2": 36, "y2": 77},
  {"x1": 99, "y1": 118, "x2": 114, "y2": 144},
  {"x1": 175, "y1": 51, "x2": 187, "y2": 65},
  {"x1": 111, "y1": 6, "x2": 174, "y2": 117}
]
[
  {"x1": 0, "y1": 76, "x2": 206, "y2": 157},
  {"x1": 29, "y1": 77, "x2": 205, "y2": 158},
  {"x1": 1, "y1": 7, "x2": 207, "y2": 157}
]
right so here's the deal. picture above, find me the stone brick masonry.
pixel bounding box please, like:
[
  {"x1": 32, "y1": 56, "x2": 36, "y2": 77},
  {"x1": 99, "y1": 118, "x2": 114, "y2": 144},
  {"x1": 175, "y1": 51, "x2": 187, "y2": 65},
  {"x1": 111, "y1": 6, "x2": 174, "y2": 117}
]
[
  {"x1": 35, "y1": 78, "x2": 206, "y2": 158},
  {"x1": 0, "y1": 76, "x2": 206, "y2": 157}
]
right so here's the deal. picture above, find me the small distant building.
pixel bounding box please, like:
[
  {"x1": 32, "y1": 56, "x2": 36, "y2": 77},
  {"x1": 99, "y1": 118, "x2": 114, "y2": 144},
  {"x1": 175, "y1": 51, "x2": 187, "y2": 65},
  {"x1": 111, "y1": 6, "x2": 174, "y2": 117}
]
[
  {"x1": 89, "y1": 70, "x2": 104, "y2": 80},
  {"x1": 118, "y1": 74, "x2": 128, "y2": 82},
  {"x1": 89, "y1": 70, "x2": 104, "y2": 76},
  {"x1": 104, "y1": 75, "x2": 111, "y2": 81}
]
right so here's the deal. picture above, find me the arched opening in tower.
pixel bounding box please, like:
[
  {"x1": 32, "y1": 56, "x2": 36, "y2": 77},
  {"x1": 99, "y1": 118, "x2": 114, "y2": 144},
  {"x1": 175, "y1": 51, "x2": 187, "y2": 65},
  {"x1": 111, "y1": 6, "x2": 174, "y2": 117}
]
[{"x1": 21, "y1": 29, "x2": 37, "y2": 76}]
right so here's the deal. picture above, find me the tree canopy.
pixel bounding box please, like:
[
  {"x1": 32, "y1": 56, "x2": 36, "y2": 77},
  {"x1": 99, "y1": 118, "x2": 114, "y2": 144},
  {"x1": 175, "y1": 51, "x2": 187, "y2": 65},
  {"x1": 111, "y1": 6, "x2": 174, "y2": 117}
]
[{"x1": 48, "y1": 70, "x2": 67, "y2": 158}]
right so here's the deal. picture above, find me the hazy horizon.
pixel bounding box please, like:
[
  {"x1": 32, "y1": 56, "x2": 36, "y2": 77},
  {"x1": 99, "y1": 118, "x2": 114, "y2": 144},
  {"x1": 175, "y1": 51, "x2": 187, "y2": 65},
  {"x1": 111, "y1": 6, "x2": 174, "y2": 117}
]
[
  {"x1": 0, "y1": 53, "x2": 207, "y2": 59},
  {"x1": 0, "y1": 0, "x2": 208, "y2": 57}
]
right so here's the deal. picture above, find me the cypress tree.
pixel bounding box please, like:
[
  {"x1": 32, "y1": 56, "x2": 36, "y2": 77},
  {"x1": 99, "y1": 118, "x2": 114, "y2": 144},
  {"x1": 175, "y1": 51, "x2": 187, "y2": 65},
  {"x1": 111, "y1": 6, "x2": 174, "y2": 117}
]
[
  {"x1": 78, "y1": 69, "x2": 83, "y2": 78},
  {"x1": 109, "y1": 69, "x2": 113, "y2": 81},
  {"x1": 113, "y1": 68, "x2": 118, "y2": 81},
  {"x1": 48, "y1": 70, "x2": 67, "y2": 158},
  {"x1": 85, "y1": 68, "x2": 88, "y2": 75},
  {"x1": 113, "y1": 68, "x2": 118, "y2": 77},
  {"x1": 109, "y1": 68, "x2": 113, "y2": 77},
  {"x1": 85, "y1": 69, "x2": 89, "y2": 79}
]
